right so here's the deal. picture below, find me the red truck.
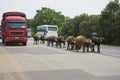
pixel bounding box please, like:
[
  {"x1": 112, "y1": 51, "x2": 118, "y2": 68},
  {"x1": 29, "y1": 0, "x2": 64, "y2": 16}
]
[{"x1": 1, "y1": 12, "x2": 28, "y2": 45}]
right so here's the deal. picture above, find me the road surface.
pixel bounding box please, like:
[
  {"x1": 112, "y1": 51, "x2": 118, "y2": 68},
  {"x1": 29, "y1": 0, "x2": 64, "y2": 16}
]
[{"x1": 0, "y1": 38, "x2": 120, "y2": 80}]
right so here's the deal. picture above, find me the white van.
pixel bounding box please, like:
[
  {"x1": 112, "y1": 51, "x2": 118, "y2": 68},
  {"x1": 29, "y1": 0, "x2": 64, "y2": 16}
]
[{"x1": 37, "y1": 25, "x2": 58, "y2": 37}]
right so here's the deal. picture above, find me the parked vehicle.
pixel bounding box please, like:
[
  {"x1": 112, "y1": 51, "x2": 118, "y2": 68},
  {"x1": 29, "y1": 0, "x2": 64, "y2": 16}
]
[
  {"x1": 1, "y1": 12, "x2": 28, "y2": 45},
  {"x1": 27, "y1": 28, "x2": 31, "y2": 38}
]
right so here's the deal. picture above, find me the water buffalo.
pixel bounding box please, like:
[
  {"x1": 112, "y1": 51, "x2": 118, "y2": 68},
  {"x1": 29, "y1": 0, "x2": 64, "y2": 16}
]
[
  {"x1": 39, "y1": 35, "x2": 46, "y2": 44},
  {"x1": 46, "y1": 36, "x2": 57, "y2": 47},
  {"x1": 56, "y1": 36, "x2": 65, "y2": 48},
  {"x1": 66, "y1": 36, "x2": 75, "y2": 50},
  {"x1": 74, "y1": 35, "x2": 86, "y2": 52},
  {"x1": 33, "y1": 33, "x2": 39, "y2": 44},
  {"x1": 84, "y1": 38, "x2": 94, "y2": 52},
  {"x1": 91, "y1": 36, "x2": 104, "y2": 53}
]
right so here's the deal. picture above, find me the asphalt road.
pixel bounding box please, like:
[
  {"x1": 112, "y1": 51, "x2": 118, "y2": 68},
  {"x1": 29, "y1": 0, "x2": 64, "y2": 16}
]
[{"x1": 0, "y1": 38, "x2": 120, "y2": 80}]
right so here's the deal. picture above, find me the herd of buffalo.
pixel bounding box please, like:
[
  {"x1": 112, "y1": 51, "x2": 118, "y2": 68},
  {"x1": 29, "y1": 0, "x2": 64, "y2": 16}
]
[{"x1": 33, "y1": 34, "x2": 105, "y2": 53}]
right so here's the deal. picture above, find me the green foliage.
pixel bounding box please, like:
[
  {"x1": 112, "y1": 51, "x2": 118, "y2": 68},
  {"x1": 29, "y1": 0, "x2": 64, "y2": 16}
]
[
  {"x1": 60, "y1": 18, "x2": 74, "y2": 38},
  {"x1": 100, "y1": 0, "x2": 120, "y2": 45},
  {"x1": 73, "y1": 13, "x2": 89, "y2": 36},
  {"x1": 27, "y1": 1, "x2": 120, "y2": 45},
  {"x1": 79, "y1": 15, "x2": 100, "y2": 38},
  {"x1": 60, "y1": 14, "x2": 100, "y2": 38},
  {"x1": 35, "y1": 7, "x2": 65, "y2": 34},
  {"x1": 28, "y1": 7, "x2": 65, "y2": 36}
]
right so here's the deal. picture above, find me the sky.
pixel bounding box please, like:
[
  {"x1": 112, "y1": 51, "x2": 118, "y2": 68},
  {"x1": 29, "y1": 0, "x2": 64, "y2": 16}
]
[{"x1": 0, "y1": 0, "x2": 111, "y2": 21}]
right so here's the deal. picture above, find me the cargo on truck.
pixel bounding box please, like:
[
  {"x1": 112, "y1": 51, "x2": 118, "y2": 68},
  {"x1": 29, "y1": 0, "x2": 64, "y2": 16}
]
[{"x1": 1, "y1": 12, "x2": 28, "y2": 45}]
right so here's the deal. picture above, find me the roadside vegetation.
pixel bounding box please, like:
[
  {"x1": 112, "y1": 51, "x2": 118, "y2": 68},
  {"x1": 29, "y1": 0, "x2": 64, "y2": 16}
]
[{"x1": 27, "y1": 0, "x2": 120, "y2": 46}]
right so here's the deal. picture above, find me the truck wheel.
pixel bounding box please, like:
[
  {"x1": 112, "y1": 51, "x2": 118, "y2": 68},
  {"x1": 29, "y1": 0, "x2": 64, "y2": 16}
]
[{"x1": 23, "y1": 42, "x2": 27, "y2": 46}]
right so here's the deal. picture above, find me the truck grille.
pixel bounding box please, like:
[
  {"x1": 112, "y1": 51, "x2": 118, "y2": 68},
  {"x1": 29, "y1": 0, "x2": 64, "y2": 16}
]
[{"x1": 10, "y1": 32, "x2": 23, "y2": 36}]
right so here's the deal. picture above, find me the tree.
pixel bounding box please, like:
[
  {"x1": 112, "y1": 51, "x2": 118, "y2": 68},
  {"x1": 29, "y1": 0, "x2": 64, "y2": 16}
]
[
  {"x1": 114, "y1": 11, "x2": 120, "y2": 45},
  {"x1": 100, "y1": 0, "x2": 120, "y2": 45},
  {"x1": 79, "y1": 15, "x2": 100, "y2": 38},
  {"x1": 73, "y1": 13, "x2": 89, "y2": 36},
  {"x1": 60, "y1": 18, "x2": 74, "y2": 38},
  {"x1": 60, "y1": 14, "x2": 100, "y2": 38},
  {"x1": 115, "y1": 0, "x2": 119, "y2": 3},
  {"x1": 27, "y1": 7, "x2": 65, "y2": 35},
  {"x1": 27, "y1": 19, "x2": 38, "y2": 36},
  {"x1": 34, "y1": 7, "x2": 65, "y2": 35}
]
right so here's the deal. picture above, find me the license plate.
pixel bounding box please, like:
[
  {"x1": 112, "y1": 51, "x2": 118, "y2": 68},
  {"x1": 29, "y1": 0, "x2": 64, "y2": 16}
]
[{"x1": 15, "y1": 37, "x2": 20, "y2": 39}]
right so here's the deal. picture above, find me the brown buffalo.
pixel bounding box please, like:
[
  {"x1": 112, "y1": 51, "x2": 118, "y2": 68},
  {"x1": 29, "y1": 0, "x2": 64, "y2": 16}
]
[
  {"x1": 56, "y1": 36, "x2": 65, "y2": 48},
  {"x1": 84, "y1": 38, "x2": 94, "y2": 52},
  {"x1": 46, "y1": 36, "x2": 57, "y2": 47},
  {"x1": 33, "y1": 33, "x2": 39, "y2": 44},
  {"x1": 74, "y1": 35, "x2": 86, "y2": 52},
  {"x1": 66, "y1": 36, "x2": 75, "y2": 50},
  {"x1": 39, "y1": 35, "x2": 46, "y2": 44}
]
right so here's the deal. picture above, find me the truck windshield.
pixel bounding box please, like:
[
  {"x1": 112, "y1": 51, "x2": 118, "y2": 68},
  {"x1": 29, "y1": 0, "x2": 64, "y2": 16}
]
[{"x1": 6, "y1": 20, "x2": 26, "y2": 29}]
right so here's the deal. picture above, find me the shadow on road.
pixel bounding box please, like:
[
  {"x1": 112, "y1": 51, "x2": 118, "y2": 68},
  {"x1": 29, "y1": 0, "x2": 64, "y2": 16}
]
[{"x1": 0, "y1": 41, "x2": 24, "y2": 46}]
